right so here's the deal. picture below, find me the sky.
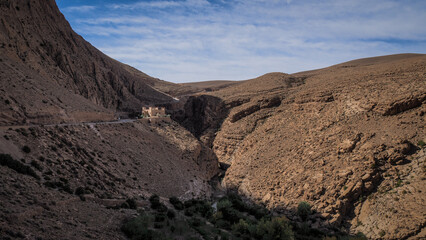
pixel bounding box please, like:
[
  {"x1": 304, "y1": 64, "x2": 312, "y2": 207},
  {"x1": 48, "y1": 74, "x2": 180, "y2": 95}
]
[{"x1": 56, "y1": 0, "x2": 426, "y2": 83}]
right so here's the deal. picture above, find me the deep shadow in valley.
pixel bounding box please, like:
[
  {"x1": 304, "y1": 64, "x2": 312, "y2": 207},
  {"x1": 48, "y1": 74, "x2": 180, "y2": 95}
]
[{"x1": 156, "y1": 95, "x2": 368, "y2": 240}]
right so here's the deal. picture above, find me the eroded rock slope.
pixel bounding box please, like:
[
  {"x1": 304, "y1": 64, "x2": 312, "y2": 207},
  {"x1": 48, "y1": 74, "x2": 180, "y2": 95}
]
[
  {"x1": 188, "y1": 54, "x2": 426, "y2": 239},
  {"x1": 0, "y1": 0, "x2": 179, "y2": 125},
  {"x1": 0, "y1": 120, "x2": 218, "y2": 239}
]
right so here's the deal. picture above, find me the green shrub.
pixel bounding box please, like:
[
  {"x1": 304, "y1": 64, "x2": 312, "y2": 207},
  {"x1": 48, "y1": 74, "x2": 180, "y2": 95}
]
[
  {"x1": 169, "y1": 196, "x2": 184, "y2": 210},
  {"x1": 248, "y1": 205, "x2": 269, "y2": 219},
  {"x1": 352, "y1": 232, "x2": 368, "y2": 240},
  {"x1": 0, "y1": 154, "x2": 39, "y2": 179},
  {"x1": 216, "y1": 197, "x2": 245, "y2": 224},
  {"x1": 395, "y1": 179, "x2": 403, "y2": 187},
  {"x1": 183, "y1": 200, "x2": 213, "y2": 218},
  {"x1": 44, "y1": 181, "x2": 72, "y2": 194},
  {"x1": 255, "y1": 216, "x2": 294, "y2": 240},
  {"x1": 232, "y1": 219, "x2": 250, "y2": 236},
  {"x1": 149, "y1": 194, "x2": 167, "y2": 212},
  {"x1": 120, "y1": 202, "x2": 130, "y2": 209},
  {"x1": 30, "y1": 160, "x2": 43, "y2": 171},
  {"x1": 194, "y1": 200, "x2": 213, "y2": 218},
  {"x1": 154, "y1": 213, "x2": 166, "y2": 222},
  {"x1": 167, "y1": 209, "x2": 176, "y2": 219},
  {"x1": 215, "y1": 219, "x2": 230, "y2": 229},
  {"x1": 74, "y1": 186, "x2": 86, "y2": 196},
  {"x1": 418, "y1": 140, "x2": 425, "y2": 148},
  {"x1": 120, "y1": 198, "x2": 137, "y2": 209},
  {"x1": 126, "y1": 198, "x2": 138, "y2": 209},
  {"x1": 184, "y1": 199, "x2": 197, "y2": 208},
  {"x1": 184, "y1": 207, "x2": 195, "y2": 217},
  {"x1": 153, "y1": 222, "x2": 164, "y2": 229},
  {"x1": 222, "y1": 206, "x2": 242, "y2": 224},
  {"x1": 297, "y1": 222, "x2": 311, "y2": 235},
  {"x1": 188, "y1": 217, "x2": 204, "y2": 227},
  {"x1": 22, "y1": 146, "x2": 31, "y2": 153},
  {"x1": 217, "y1": 199, "x2": 232, "y2": 211},
  {"x1": 220, "y1": 232, "x2": 230, "y2": 240},
  {"x1": 16, "y1": 128, "x2": 28, "y2": 137},
  {"x1": 157, "y1": 203, "x2": 168, "y2": 212},
  {"x1": 297, "y1": 201, "x2": 311, "y2": 220},
  {"x1": 149, "y1": 194, "x2": 161, "y2": 208},
  {"x1": 121, "y1": 215, "x2": 154, "y2": 239}
]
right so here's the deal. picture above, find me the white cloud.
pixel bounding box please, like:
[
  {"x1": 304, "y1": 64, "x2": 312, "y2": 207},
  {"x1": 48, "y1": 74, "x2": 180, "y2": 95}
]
[
  {"x1": 76, "y1": 16, "x2": 159, "y2": 25},
  {"x1": 60, "y1": 0, "x2": 426, "y2": 82},
  {"x1": 63, "y1": 5, "x2": 96, "y2": 12},
  {"x1": 109, "y1": 0, "x2": 210, "y2": 10}
]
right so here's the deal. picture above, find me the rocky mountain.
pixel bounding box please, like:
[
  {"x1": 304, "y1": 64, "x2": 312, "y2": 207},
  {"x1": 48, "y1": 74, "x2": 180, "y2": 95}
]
[
  {"x1": 0, "y1": 0, "x2": 182, "y2": 125},
  {"x1": 0, "y1": 0, "x2": 425, "y2": 239},
  {"x1": 0, "y1": 1, "x2": 219, "y2": 239},
  {"x1": 182, "y1": 53, "x2": 425, "y2": 239}
]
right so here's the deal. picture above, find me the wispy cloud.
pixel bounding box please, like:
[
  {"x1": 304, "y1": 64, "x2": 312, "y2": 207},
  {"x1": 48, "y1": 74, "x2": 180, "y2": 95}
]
[
  {"x1": 63, "y1": 5, "x2": 96, "y2": 13},
  {"x1": 76, "y1": 16, "x2": 159, "y2": 25},
  {"x1": 58, "y1": 0, "x2": 426, "y2": 83},
  {"x1": 109, "y1": 0, "x2": 210, "y2": 10}
]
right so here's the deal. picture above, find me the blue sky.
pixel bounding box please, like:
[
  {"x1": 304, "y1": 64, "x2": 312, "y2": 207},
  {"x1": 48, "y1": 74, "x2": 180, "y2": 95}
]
[{"x1": 56, "y1": 0, "x2": 426, "y2": 83}]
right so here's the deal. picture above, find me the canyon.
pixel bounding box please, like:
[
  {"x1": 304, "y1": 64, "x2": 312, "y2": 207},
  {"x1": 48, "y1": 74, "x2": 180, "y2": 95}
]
[{"x1": 0, "y1": 0, "x2": 425, "y2": 239}]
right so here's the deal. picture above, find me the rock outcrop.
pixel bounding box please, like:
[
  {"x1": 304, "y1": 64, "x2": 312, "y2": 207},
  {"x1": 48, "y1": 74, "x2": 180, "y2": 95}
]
[{"x1": 182, "y1": 54, "x2": 426, "y2": 239}]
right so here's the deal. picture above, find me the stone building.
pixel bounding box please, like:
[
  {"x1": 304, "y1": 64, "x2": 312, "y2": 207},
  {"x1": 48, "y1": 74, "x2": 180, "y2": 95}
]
[{"x1": 141, "y1": 106, "x2": 166, "y2": 118}]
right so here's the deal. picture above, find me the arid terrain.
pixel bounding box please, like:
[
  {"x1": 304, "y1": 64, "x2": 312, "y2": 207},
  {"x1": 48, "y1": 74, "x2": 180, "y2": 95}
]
[
  {"x1": 0, "y1": 0, "x2": 425, "y2": 239},
  {"x1": 200, "y1": 54, "x2": 426, "y2": 239}
]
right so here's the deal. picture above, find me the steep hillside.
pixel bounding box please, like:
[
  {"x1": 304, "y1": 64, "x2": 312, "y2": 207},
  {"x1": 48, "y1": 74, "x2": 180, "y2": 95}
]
[
  {"x1": 0, "y1": 0, "x2": 180, "y2": 125},
  {"x1": 0, "y1": 119, "x2": 218, "y2": 239},
  {"x1": 0, "y1": 1, "x2": 221, "y2": 239},
  {"x1": 183, "y1": 54, "x2": 426, "y2": 239}
]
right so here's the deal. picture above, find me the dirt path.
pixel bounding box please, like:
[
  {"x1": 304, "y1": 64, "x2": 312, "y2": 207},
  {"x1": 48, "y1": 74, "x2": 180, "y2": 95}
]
[{"x1": 0, "y1": 119, "x2": 137, "y2": 130}]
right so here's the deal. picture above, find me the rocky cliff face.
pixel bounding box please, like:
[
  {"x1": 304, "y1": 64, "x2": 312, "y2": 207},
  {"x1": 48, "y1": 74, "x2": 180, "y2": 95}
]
[
  {"x1": 0, "y1": 0, "x2": 177, "y2": 125},
  {"x1": 180, "y1": 54, "x2": 426, "y2": 239}
]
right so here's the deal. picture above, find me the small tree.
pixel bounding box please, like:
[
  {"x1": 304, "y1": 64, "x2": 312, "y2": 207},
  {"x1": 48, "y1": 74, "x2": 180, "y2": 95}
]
[
  {"x1": 297, "y1": 201, "x2": 311, "y2": 220},
  {"x1": 149, "y1": 194, "x2": 161, "y2": 209},
  {"x1": 169, "y1": 196, "x2": 184, "y2": 210},
  {"x1": 22, "y1": 145, "x2": 31, "y2": 153}
]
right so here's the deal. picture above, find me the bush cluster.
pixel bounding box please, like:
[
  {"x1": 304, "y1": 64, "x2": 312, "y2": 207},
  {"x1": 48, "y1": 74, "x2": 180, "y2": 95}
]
[
  {"x1": 121, "y1": 214, "x2": 158, "y2": 240},
  {"x1": 149, "y1": 194, "x2": 167, "y2": 212},
  {"x1": 232, "y1": 216, "x2": 294, "y2": 240},
  {"x1": 0, "y1": 154, "x2": 39, "y2": 179},
  {"x1": 74, "y1": 186, "x2": 92, "y2": 196},
  {"x1": 121, "y1": 198, "x2": 137, "y2": 209},
  {"x1": 169, "y1": 196, "x2": 184, "y2": 210},
  {"x1": 183, "y1": 199, "x2": 213, "y2": 218},
  {"x1": 44, "y1": 180, "x2": 72, "y2": 194},
  {"x1": 212, "y1": 194, "x2": 290, "y2": 238},
  {"x1": 121, "y1": 193, "x2": 366, "y2": 240}
]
